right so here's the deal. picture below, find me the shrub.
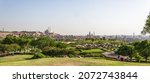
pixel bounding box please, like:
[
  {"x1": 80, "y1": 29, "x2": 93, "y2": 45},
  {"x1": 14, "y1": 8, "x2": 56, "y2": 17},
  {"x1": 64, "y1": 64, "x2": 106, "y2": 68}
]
[
  {"x1": 68, "y1": 54, "x2": 75, "y2": 58},
  {"x1": 134, "y1": 53, "x2": 143, "y2": 62},
  {"x1": 31, "y1": 53, "x2": 46, "y2": 59},
  {"x1": 30, "y1": 48, "x2": 42, "y2": 54},
  {"x1": 42, "y1": 47, "x2": 76, "y2": 57}
]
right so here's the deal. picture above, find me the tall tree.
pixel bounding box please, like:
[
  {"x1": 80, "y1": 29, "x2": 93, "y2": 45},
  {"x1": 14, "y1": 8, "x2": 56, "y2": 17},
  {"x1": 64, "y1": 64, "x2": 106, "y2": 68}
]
[
  {"x1": 31, "y1": 36, "x2": 55, "y2": 49},
  {"x1": 2, "y1": 35, "x2": 18, "y2": 44},
  {"x1": 116, "y1": 45, "x2": 135, "y2": 61},
  {"x1": 141, "y1": 46, "x2": 150, "y2": 62},
  {"x1": 141, "y1": 13, "x2": 150, "y2": 35},
  {"x1": 18, "y1": 37, "x2": 31, "y2": 53},
  {"x1": 134, "y1": 40, "x2": 150, "y2": 62}
]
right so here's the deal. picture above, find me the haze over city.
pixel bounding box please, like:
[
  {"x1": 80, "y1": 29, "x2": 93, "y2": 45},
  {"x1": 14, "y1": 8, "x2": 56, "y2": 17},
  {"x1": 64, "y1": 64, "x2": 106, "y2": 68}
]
[{"x1": 0, "y1": 0, "x2": 150, "y2": 35}]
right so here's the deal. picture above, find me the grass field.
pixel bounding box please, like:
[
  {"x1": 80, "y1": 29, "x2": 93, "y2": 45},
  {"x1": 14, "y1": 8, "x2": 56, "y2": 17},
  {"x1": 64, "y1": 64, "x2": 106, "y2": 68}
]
[{"x1": 0, "y1": 55, "x2": 150, "y2": 66}]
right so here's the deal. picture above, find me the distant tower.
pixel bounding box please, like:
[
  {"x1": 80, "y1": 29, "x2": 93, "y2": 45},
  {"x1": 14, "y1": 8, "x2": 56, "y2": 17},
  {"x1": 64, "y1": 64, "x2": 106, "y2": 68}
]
[
  {"x1": 48, "y1": 27, "x2": 51, "y2": 33},
  {"x1": 93, "y1": 32, "x2": 95, "y2": 36},
  {"x1": 89, "y1": 31, "x2": 91, "y2": 35},
  {"x1": 3, "y1": 28, "x2": 4, "y2": 32},
  {"x1": 116, "y1": 35, "x2": 118, "y2": 39},
  {"x1": 133, "y1": 33, "x2": 135, "y2": 38}
]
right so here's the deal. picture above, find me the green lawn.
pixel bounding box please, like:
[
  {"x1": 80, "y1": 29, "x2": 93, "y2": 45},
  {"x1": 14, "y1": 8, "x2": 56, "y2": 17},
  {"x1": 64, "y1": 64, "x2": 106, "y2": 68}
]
[
  {"x1": 81, "y1": 49, "x2": 103, "y2": 53},
  {"x1": 0, "y1": 55, "x2": 33, "y2": 63},
  {"x1": 0, "y1": 55, "x2": 150, "y2": 66}
]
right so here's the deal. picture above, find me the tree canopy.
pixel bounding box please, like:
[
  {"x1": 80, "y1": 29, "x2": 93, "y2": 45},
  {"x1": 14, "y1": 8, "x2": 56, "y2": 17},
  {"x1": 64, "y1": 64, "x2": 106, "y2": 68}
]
[{"x1": 141, "y1": 13, "x2": 150, "y2": 35}]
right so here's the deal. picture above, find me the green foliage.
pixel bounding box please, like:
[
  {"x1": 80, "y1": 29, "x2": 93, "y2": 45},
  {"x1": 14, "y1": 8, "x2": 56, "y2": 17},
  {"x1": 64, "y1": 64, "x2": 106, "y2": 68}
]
[
  {"x1": 141, "y1": 46, "x2": 150, "y2": 62},
  {"x1": 116, "y1": 45, "x2": 135, "y2": 56},
  {"x1": 75, "y1": 39, "x2": 123, "y2": 51},
  {"x1": 31, "y1": 53, "x2": 46, "y2": 59},
  {"x1": 9, "y1": 44, "x2": 21, "y2": 52},
  {"x1": 133, "y1": 40, "x2": 150, "y2": 62},
  {"x1": 56, "y1": 42, "x2": 67, "y2": 48},
  {"x1": 2, "y1": 35, "x2": 18, "y2": 44},
  {"x1": 42, "y1": 47, "x2": 76, "y2": 57},
  {"x1": 133, "y1": 52, "x2": 143, "y2": 62},
  {"x1": 30, "y1": 48, "x2": 42, "y2": 54},
  {"x1": 141, "y1": 13, "x2": 150, "y2": 35},
  {"x1": 116, "y1": 45, "x2": 136, "y2": 61},
  {"x1": 116, "y1": 40, "x2": 150, "y2": 62},
  {"x1": 0, "y1": 44, "x2": 20, "y2": 53},
  {"x1": 0, "y1": 44, "x2": 5, "y2": 53},
  {"x1": 2, "y1": 35, "x2": 31, "y2": 53},
  {"x1": 134, "y1": 40, "x2": 149, "y2": 52},
  {"x1": 68, "y1": 54, "x2": 75, "y2": 58},
  {"x1": 18, "y1": 37, "x2": 31, "y2": 48},
  {"x1": 31, "y1": 36, "x2": 55, "y2": 49}
]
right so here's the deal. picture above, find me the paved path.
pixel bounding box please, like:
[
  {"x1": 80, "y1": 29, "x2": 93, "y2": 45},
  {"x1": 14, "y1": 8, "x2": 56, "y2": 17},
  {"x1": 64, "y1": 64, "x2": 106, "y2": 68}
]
[{"x1": 102, "y1": 51, "x2": 118, "y2": 59}]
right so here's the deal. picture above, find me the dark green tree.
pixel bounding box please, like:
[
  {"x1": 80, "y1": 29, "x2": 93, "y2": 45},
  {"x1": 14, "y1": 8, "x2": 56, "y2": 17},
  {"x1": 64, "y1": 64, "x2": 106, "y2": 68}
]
[
  {"x1": 141, "y1": 13, "x2": 150, "y2": 35},
  {"x1": 18, "y1": 37, "x2": 31, "y2": 53},
  {"x1": 141, "y1": 45, "x2": 150, "y2": 62},
  {"x1": 2, "y1": 35, "x2": 18, "y2": 44},
  {"x1": 56, "y1": 42, "x2": 67, "y2": 48},
  {"x1": 134, "y1": 40, "x2": 148, "y2": 52},
  {"x1": 116, "y1": 45, "x2": 135, "y2": 61},
  {"x1": 31, "y1": 36, "x2": 55, "y2": 49},
  {"x1": 0, "y1": 44, "x2": 20, "y2": 54},
  {"x1": 133, "y1": 40, "x2": 150, "y2": 62}
]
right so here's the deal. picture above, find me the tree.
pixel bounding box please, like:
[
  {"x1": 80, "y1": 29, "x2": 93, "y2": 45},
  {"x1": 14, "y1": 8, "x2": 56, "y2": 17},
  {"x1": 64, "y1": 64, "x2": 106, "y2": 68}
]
[
  {"x1": 56, "y1": 42, "x2": 67, "y2": 48},
  {"x1": 42, "y1": 47, "x2": 76, "y2": 57},
  {"x1": 31, "y1": 53, "x2": 46, "y2": 59},
  {"x1": 134, "y1": 40, "x2": 148, "y2": 52},
  {"x1": 2, "y1": 35, "x2": 18, "y2": 44},
  {"x1": 133, "y1": 52, "x2": 143, "y2": 62},
  {"x1": 32, "y1": 36, "x2": 56, "y2": 49},
  {"x1": 116, "y1": 45, "x2": 135, "y2": 61},
  {"x1": 141, "y1": 13, "x2": 150, "y2": 35},
  {"x1": 0, "y1": 44, "x2": 5, "y2": 53},
  {"x1": 133, "y1": 40, "x2": 150, "y2": 62},
  {"x1": 141, "y1": 45, "x2": 150, "y2": 62},
  {"x1": 10, "y1": 44, "x2": 21, "y2": 53},
  {"x1": 18, "y1": 37, "x2": 31, "y2": 53}
]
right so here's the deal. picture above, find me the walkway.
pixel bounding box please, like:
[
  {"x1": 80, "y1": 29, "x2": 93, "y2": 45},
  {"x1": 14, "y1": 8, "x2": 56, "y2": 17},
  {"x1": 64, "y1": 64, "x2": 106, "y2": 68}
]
[{"x1": 102, "y1": 51, "x2": 118, "y2": 59}]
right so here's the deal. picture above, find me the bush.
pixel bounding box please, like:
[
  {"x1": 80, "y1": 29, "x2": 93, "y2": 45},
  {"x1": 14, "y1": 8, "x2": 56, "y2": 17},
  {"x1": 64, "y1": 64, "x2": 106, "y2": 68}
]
[
  {"x1": 31, "y1": 53, "x2": 46, "y2": 59},
  {"x1": 42, "y1": 47, "x2": 76, "y2": 57},
  {"x1": 134, "y1": 53, "x2": 143, "y2": 62},
  {"x1": 68, "y1": 54, "x2": 75, "y2": 58},
  {"x1": 30, "y1": 48, "x2": 42, "y2": 53}
]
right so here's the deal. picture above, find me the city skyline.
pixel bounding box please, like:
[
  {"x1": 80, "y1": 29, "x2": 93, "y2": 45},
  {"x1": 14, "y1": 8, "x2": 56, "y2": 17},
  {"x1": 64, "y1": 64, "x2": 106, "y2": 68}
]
[{"x1": 0, "y1": 0, "x2": 150, "y2": 35}]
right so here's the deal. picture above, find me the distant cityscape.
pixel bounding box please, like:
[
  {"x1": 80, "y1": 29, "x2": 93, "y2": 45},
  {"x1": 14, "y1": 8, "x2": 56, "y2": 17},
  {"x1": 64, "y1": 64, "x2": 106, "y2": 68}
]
[{"x1": 0, "y1": 28, "x2": 150, "y2": 42}]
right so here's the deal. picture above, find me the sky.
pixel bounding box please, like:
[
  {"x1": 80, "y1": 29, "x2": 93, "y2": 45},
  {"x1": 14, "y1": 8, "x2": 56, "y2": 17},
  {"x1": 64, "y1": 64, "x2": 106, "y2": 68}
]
[{"x1": 0, "y1": 0, "x2": 150, "y2": 35}]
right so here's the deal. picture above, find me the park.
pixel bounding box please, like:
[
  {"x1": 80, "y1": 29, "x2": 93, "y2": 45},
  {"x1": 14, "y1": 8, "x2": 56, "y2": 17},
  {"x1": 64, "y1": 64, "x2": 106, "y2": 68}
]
[
  {"x1": 1, "y1": 9, "x2": 150, "y2": 66},
  {"x1": 1, "y1": 34, "x2": 150, "y2": 66}
]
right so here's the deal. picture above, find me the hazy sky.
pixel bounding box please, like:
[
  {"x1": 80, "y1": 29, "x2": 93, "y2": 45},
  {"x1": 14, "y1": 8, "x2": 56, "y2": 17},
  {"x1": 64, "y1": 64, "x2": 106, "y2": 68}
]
[{"x1": 0, "y1": 0, "x2": 150, "y2": 35}]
